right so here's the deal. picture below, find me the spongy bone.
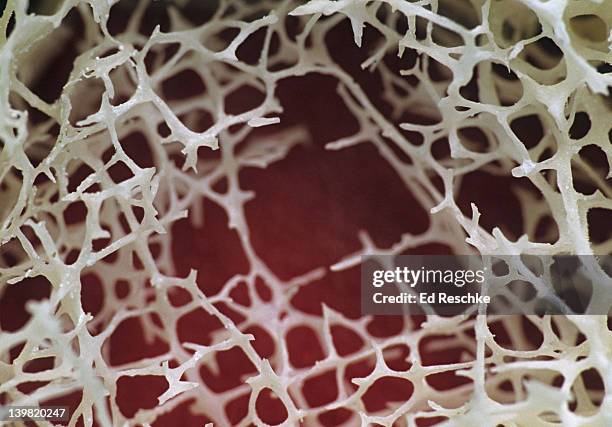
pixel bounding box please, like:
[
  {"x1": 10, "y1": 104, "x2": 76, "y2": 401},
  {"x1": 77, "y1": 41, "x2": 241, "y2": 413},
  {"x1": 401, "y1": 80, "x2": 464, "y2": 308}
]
[{"x1": 0, "y1": 0, "x2": 611, "y2": 425}]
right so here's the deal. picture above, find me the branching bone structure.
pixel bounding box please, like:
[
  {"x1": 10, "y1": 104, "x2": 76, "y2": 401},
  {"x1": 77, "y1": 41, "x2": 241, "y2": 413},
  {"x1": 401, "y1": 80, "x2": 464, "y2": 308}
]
[{"x1": 0, "y1": 0, "x2": 611, "y2": 425}]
